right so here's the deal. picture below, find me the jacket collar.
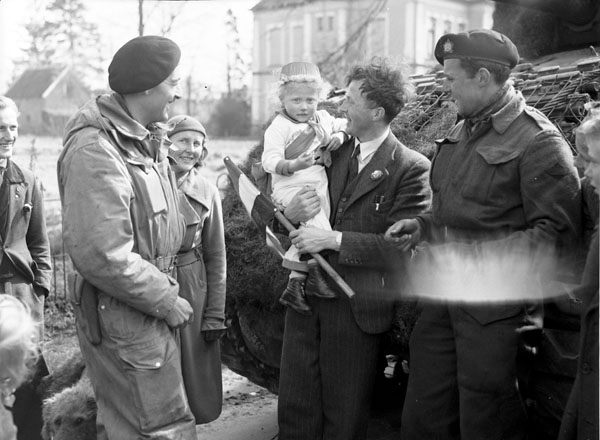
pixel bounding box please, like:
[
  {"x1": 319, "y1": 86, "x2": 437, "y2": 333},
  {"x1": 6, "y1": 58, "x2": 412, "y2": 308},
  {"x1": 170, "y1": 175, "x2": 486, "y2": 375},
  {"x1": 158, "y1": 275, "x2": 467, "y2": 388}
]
[
  {"x1": 178, "y1": 167, "x2": 211, "y2": 209},
  {"x1": 442, "y1": 86, "x2": 525, "y2": 144},
  {"x1": 96, "y1": 94, "x2": 171, "y2": 170},
  {"x1": 3, "y1": 160, "x2": 25, "y2": 184},
  {"x1": 488, "y1": 87, "x2": 525, "y2": 134},
  {"x1": 97, "y1": 93, "x2": 150, "y2": 141}
]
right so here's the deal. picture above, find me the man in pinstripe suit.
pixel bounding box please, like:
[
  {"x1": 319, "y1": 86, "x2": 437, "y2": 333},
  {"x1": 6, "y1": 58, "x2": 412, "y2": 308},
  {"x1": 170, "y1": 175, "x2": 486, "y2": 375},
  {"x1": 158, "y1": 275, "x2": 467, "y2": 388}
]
[{"x1": 277, "y1": 58, "x2": 432, "y2": 440}]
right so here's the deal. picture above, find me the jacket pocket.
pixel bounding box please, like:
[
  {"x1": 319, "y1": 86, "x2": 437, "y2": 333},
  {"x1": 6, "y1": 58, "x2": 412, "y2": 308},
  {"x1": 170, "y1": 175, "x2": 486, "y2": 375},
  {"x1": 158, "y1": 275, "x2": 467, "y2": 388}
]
[
  {"x1": 460, "y1": 146, "x2": 519, "y2": 205},
  {"x1": 119, "y1": 336, "x2": 189, "y2": 433},
  {"x1": 462, "y1": 303, "x2": 523, "y2": 326}
]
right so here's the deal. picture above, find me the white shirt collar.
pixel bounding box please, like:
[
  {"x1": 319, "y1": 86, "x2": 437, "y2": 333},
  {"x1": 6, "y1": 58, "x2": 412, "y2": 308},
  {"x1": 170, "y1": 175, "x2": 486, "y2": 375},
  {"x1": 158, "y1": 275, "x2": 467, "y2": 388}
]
[{"x1": 354, "y1": 127, "x2": 390, "y2": 161}]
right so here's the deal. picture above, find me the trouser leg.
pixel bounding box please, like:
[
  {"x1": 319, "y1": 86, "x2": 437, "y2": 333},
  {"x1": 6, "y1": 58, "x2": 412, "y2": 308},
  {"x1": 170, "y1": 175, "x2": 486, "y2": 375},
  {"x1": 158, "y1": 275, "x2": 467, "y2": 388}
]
[
  {"x1": 278, "y1": 307, "x2": 322, "y2": 440},
  {"x1": 319, "y1": 297, "x2": 380, "y2": 440},
  {"x1": 400, "y1": 303, "x2": 460, "y2": 440},
  {"x1": 12, "y1": 356, "x2": 49, "y2": 440},
  {"x1": 453, "y1": 307, "x2": 527, "y2": 440}
]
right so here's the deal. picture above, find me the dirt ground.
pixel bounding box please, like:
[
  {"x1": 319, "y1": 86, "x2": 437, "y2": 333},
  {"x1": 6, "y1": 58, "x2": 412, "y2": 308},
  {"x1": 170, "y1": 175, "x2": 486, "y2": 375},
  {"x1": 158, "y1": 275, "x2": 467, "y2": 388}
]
[
  {"x1": 196, "y1": 369, "x2": 278, "y2": 440},
  {"x1": 44, "y1": 330, "x2": 280, "y2": 440}
]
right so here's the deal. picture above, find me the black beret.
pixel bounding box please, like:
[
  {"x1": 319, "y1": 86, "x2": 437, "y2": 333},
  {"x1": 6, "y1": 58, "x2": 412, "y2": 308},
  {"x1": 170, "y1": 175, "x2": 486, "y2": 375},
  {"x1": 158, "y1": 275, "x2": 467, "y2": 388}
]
[
  {"x1": 434, "y1": 29, "x2": 519, "y2": 69},
  {"x1": 108, "y1": 35, "x2": 181, "y2": 95}
]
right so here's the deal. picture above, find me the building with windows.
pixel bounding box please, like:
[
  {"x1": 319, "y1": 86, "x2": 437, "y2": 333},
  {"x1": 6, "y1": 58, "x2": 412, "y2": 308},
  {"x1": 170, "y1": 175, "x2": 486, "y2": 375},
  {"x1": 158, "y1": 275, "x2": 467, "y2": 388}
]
[{"x1": 251, "y1": 0, "x2": 494, "y2": 128}]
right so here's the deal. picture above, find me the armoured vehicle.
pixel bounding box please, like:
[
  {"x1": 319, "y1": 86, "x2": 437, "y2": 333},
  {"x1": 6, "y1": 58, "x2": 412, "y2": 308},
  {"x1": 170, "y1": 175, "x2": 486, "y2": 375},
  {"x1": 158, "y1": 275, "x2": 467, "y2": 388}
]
[{"x1": 220, "y1": 1, "x2": 599, "y2": 437}]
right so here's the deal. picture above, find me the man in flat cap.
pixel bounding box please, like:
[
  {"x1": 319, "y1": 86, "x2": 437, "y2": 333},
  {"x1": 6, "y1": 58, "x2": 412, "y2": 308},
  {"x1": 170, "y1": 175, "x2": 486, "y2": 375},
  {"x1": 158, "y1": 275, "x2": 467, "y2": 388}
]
[
  {"x1": 385, "y1": 29, "x2": 582, "y2": 439},
  {"x1": 58, "y1": 35, "x2": 196, "y2": 439}
]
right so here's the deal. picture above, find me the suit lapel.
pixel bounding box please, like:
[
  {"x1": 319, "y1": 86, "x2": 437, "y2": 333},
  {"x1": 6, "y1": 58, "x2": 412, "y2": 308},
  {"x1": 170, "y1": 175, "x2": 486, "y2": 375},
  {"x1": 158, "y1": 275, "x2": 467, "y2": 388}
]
[
  {"x1": 329, "y1": 140, "x2": 354, "y2": 214},
  {"x1": 345, "y1": 133, "x2": 396, "y2": 208},
  {"x1": 4, "y1": 162, "x2": 27, "y2": 245}
]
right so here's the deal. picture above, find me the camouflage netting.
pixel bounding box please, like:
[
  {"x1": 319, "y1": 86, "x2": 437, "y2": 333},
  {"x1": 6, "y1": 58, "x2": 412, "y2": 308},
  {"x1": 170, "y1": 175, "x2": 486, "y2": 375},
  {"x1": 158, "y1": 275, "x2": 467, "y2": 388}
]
[{"x1": 221, "y1": 40, "x2": 600, "y2": 395}]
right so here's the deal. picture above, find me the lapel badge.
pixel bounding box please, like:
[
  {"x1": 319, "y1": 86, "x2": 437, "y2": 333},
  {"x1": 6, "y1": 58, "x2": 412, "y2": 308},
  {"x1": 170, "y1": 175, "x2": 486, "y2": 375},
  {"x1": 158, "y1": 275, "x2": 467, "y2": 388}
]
[
  {"x1": 443, "y1": 39, "x2": 454, "y2": 54},
  {"x1": 23, "y1": 203, "x2": 32, "y2": 213},
  {"x1": 370, "y1": 170, "x2": 384, "y2": 181}
]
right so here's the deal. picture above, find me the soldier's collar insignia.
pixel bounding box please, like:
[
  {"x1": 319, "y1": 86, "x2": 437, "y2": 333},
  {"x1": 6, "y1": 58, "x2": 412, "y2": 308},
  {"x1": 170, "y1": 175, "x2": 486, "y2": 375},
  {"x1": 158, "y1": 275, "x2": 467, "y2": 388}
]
[{"x1": 443, "y1": 39, "x2": 454, "y2": 54}]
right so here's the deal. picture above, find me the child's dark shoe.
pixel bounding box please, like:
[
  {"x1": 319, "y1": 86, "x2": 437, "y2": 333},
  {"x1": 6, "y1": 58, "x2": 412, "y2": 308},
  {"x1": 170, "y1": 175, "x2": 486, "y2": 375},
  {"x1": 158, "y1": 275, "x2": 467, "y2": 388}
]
[{"x1": 279, "y1": 278, "x2": 312, "y2": 315}]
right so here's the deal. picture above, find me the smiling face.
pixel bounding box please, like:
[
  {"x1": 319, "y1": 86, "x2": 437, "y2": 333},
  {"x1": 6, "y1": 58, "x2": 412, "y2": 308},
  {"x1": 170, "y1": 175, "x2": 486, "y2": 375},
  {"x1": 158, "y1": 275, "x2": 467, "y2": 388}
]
[
  {"x1": 443, "y1": 58, "x2": 485, "y2": 118},
  {"x1": 144, "y1": 68, "x2": 182, "y2": 123},
  {"x1": 280, "y1": 82, "x2": 319, "y2": 123},
  {"x1": 340, "y1": 80, "x2": 375, "y2": 140},
  {"x1": 169, "y1": 129, "x2": 206, "y2": 175},
  {"x1": 0, "y1": 107, "x2": 18, "y2": 160}
]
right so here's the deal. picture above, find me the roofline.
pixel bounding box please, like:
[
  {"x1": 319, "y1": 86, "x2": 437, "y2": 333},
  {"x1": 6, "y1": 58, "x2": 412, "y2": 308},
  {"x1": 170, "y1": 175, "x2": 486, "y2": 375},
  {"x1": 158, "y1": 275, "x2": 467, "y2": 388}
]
[{"x1": 42, "y1": 65, "x2": 70, "y2": 99}]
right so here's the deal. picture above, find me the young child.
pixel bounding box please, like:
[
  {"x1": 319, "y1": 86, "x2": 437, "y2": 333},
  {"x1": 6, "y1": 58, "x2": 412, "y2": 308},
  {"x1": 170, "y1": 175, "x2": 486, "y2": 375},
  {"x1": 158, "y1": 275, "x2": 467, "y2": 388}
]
[
  {"x1": 0, "y1": 294, "x2": 39, "y2": 440},
  {"x1": 261, "y1": 61, "x2": 348, "y2": 315}
]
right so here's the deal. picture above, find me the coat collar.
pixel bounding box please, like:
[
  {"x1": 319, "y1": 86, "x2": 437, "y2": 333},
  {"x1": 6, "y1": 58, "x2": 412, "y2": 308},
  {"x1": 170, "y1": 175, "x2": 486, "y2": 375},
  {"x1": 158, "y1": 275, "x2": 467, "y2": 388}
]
[
  {"x1": 488, "y1": 87, "x2": 525, "y2": 134},
  {"x1": 178, "y1": 167, "x2": 212, "y2": 210},
  {"x1": 3, "y1": 160, "x2": 26, "y2": 184},
  {"x1": 96, "y1": 94, "x2": 171, "y2": 171},
  {"x1": 440, "y1": 86, "x2": 525, "y2": 144}
]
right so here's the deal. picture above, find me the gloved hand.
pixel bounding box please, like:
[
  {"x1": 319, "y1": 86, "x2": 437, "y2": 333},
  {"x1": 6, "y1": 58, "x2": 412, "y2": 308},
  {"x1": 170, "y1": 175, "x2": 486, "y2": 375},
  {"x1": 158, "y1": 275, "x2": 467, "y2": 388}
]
[{"x1": 203, "y1": 328, "x2": 227, "y2": 342}]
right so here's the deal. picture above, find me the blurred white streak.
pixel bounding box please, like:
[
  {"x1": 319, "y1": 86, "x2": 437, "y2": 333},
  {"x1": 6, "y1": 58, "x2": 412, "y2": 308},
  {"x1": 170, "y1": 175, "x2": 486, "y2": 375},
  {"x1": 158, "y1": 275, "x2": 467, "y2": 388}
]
[{"x1": 406, "y1": 240, "x2": 559, "y2": 304}]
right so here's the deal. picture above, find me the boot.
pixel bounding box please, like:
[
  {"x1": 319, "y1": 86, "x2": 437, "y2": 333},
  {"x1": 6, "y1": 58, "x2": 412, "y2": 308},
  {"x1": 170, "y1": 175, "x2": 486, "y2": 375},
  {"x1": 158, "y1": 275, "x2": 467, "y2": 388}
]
[
  {"x1": 305, "y1": 260, "x2": 338, "y2": 299},
  {"x1": 279, "y1": 278, "x2": 312, "y2": 315}
]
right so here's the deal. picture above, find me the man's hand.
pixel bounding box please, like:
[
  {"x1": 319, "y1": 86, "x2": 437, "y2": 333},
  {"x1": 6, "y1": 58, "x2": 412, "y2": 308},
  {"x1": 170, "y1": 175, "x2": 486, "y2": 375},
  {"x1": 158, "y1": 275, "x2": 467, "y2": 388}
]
[
  {"x1": 384, "y1": 219, "x2": 421, "y2": 252},
  {"x1": 165, "y1": 297, "x2": 194, "y2": 329},
  {"x1": 284, "y1": 185, "x2": 320, "y2": 224},
  {"x1": 290, "y1": 227, "x2": 337, "y2": 253}
]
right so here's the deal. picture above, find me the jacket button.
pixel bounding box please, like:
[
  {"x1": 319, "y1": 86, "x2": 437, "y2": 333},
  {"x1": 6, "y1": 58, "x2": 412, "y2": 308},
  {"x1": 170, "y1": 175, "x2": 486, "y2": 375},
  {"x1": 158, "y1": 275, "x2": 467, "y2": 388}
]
[
  {"x1": 341, "y1": 197, "x2": 347, "y2": 202},
  {"x1": 337, "y1": 208, "x2": 343, "y2": 213},
  {"x1": 100, "y1": 305, "x2": 105, "y2": 310},
  {"x1": 155, "y1": 362, "x2": 161, "y2": 367},
  {"x1": 582, "y1": 363, "x2": 592, "y2": 374}
]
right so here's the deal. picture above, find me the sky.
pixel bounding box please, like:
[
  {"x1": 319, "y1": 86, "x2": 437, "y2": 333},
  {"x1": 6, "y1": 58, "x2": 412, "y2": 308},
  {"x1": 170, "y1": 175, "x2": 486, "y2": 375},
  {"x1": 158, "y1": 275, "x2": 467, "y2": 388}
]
[{"x1": 0, "y1": 0, "x2": 260, "y2": 93}]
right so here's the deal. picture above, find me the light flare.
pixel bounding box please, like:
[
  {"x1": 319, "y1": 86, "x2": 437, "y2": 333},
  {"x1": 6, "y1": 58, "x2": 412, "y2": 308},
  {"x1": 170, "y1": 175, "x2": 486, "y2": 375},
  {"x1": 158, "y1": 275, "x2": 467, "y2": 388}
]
[{"x1": 405, "y1": 240, "x2": 560, "y2": 304}]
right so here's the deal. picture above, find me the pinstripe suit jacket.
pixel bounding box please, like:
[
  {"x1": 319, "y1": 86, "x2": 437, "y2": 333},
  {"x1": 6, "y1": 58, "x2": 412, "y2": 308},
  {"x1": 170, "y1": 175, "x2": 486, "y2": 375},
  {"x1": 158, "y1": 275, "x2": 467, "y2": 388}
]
[{"x1": 326, "y1": 132, "x2": 431, "y2": 334}]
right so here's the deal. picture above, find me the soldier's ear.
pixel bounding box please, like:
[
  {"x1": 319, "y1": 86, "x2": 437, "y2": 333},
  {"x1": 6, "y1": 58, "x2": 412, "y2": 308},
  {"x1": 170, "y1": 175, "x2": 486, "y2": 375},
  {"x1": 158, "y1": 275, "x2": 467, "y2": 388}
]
[{"x1": 477, "y1": 68, "x2": 492, "y2": 86}]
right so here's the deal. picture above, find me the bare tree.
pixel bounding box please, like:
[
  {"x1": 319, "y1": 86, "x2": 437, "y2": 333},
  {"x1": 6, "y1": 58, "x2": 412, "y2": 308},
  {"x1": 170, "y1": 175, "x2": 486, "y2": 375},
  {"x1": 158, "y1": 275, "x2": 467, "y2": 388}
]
[
  {"x1": 137, "y1": 0, "x2": 187, "y2": 36},
  {"x1": 18, "y1": 0, "x2": 104, "y2": 86},
  {"x1": 225, "y1": 8, "x2": 248, "y2": 97}
]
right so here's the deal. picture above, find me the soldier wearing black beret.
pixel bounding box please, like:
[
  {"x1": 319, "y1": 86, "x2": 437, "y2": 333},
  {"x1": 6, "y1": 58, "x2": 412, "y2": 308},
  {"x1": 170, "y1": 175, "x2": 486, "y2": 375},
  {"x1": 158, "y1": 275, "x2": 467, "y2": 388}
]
[
  {"x1": 58, "y1": 36, "x2": 198, "y2": 438},
  {"x1": 386, "y1": 29, "x2": 582, "y2": 440}
]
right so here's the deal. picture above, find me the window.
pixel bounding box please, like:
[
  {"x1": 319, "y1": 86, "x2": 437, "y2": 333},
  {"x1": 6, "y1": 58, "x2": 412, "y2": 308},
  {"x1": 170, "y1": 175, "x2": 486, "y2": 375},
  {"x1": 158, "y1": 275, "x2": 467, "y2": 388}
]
[
  {"x1": 458, "y1": 22, "x2": 466, "y2": 32},
  {"x1": 291, "y1": 24, "x2": 304, "y2": 60},
  {"x1": 328, "y1": 15, "x2": 334, "y2": 31},
  {"x1": 317, "y1": 16, "x2": 323, "y2": 32},
  {"x1": 267, "y1": 26, "x2": 283, "y2": 65},
  {"x1": 427, "y1": 17, "x2": 437, "y2": 59},
  {"x1": 367, "y1": 16, "x2": 386, "y2": 57},
  {"x1": 443, "y1": 20, "x2": 452, "y2": 34}
]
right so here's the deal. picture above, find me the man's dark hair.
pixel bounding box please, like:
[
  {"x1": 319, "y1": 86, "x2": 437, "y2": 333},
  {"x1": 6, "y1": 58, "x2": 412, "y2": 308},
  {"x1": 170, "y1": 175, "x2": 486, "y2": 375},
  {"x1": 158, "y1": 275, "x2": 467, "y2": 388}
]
[
  {"x1": 346, "y1": 57, "x2": 412, "y2": 124},
  {"x1": 458, "y1": 58, "x2": 511, "y2": 84}
]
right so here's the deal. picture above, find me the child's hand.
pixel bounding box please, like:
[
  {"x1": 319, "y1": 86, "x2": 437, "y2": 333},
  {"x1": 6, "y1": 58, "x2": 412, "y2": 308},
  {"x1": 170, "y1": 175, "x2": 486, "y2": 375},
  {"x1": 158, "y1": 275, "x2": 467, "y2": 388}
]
[
  {"x1": 290, "y1": 151, "x2": 314, "y2": 172},
  {"x1": 324, "y1": 135, "x2": 343, "y2": 151}
]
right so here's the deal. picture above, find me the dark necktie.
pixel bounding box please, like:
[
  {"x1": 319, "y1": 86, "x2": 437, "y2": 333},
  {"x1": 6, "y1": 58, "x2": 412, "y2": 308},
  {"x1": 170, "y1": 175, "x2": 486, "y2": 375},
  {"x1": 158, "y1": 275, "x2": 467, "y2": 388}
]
[{"x1": 348, "y1": 144, "x2": 360, "y2": 180}]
